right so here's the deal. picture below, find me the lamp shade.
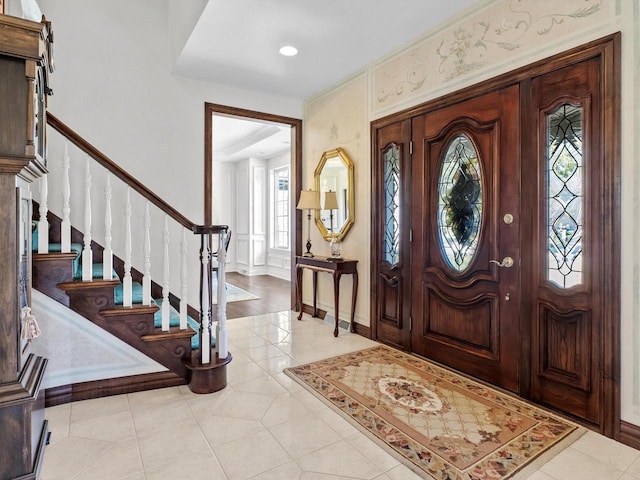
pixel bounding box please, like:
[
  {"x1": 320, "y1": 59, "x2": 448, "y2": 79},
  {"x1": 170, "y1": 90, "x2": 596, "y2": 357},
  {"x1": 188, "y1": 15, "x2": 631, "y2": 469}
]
[
  {"x1": 296, "y1": 190, "x2": 321, "y2": 210},
  {"x1": 324, "y1": 190, "x2": 339, "y2": 210}
]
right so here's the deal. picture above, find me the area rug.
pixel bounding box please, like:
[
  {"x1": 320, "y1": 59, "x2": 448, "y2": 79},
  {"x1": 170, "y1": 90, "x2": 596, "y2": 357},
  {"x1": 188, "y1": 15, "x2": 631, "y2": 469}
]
[
  {"x1": 284, "y1": 345, "x2": 584, "y2": 480},
  {"x1": 213, "y1": 282, "x2": 259, "y2": 304}
]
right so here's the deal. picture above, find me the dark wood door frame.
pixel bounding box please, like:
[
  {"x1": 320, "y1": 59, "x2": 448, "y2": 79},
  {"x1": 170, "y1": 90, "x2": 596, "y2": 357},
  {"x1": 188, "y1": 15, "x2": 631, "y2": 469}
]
[
  {"x1": 371, "y1": 33, "x2": 620, "y2": 438},
  {"x1": 203, "y1": 103, "x2": 303, "y2": 309}
]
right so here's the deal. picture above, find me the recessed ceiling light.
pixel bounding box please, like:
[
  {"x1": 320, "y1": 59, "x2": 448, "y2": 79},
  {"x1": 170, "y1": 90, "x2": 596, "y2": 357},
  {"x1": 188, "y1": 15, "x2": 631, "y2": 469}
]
[{"x1": 279, "y1": 45, "x2": 298, "y2": 57}]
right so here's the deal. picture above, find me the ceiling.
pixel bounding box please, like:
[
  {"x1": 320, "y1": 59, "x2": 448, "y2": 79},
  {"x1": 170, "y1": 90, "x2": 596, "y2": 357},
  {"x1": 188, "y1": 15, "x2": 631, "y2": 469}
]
[{"x1": 181, "y1": 0, "x2": 478, "y2": 161}]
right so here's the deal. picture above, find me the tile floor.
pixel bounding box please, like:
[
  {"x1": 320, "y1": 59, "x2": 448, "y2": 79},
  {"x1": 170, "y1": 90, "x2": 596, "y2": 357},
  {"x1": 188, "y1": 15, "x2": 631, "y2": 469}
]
[{"x1": 41, "y1": 311, "x2": 640, "y2": 480}]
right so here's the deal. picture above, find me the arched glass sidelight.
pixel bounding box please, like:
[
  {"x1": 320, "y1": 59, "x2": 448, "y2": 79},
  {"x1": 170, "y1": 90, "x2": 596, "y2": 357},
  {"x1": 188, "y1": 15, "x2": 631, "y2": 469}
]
[
  {"x1": 547, "y1": 103, "x2": 583, "y2": 288},
  {"x1": 437, "y1": 134, "x2": 483, "y2": 272},
  {"x1": 383, "y1": 143, "x2": 400, "y2": 267}
]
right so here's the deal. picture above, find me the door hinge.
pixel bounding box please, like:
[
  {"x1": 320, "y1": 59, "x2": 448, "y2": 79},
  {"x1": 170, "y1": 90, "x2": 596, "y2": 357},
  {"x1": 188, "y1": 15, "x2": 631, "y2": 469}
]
[
  {"x1": 409, "y1": 141, "x2": 413, "y2": 155},
  {"x1": 409, "y1": 316, "x2": 412, "y2": 331},
  {"x1": 409, "y1": 229, "x2": 413, "y2": 243}
]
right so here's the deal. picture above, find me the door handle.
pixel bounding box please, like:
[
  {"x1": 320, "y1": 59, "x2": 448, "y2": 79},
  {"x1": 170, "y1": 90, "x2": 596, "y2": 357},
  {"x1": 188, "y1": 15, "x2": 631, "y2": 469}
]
[{"x1": 489, "y1": 256, "x2": 514, "y2": 268}]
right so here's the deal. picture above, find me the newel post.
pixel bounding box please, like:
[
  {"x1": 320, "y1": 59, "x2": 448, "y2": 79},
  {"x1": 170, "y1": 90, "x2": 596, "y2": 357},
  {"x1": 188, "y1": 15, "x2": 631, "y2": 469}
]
[{"x1": 185, "y1": 225, "x2": 232, "y2": 395}]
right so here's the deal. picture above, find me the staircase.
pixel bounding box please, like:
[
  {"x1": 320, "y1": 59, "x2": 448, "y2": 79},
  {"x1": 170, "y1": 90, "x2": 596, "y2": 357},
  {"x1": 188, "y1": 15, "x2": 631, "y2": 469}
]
[{"x1": 31, "y1": 113, "x2": 232, "y2": 406}]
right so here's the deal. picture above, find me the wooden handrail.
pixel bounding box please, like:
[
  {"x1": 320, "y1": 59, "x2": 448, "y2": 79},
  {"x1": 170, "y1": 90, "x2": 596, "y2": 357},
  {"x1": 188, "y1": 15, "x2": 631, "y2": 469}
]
[{"x1": 47, "y1": 112, "x2": 202, "y2": 231}]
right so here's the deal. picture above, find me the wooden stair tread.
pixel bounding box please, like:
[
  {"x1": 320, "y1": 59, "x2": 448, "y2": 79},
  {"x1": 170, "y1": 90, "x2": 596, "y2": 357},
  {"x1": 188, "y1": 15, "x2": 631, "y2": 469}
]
[
  {"x1": 57, "y1": 278, "x2": 121, "y2": 291},
  {"x1": 33, "y1": 251, "x2": 78, "y2": 261},
  {"x1": 100, "y1": 304, "x2": 159, "y2": 316},
  {"x1": 141, "y1": 327, "x2": 195, "y2": 342}
]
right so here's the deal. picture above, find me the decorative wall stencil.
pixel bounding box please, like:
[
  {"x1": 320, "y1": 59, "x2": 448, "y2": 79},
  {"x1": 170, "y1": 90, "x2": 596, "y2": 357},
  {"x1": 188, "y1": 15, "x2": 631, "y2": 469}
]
[{"x1": 373, "y1": 0, "x2": 608, "y2": 112}]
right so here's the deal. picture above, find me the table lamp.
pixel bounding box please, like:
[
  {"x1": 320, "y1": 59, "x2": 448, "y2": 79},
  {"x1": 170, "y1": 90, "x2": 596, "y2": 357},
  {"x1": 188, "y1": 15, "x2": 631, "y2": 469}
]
[{"x1": 297, "y1": 189, "x2": 321, "y2": 257}]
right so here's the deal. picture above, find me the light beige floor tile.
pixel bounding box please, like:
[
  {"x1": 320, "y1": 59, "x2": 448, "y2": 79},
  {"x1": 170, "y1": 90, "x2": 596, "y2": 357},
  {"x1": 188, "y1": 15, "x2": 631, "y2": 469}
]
[
  {"x1": 230, "y1": 335, "x2": 269, "y2": 351},
  {"x1": 233, "y1": 375, "x2": 287, "y2": 396},
  {"x1": 227, "y1": 360, "x2": 271, "y2": 384},
  {"x1": 272, "y1": 372, "x2": 306, "y2": 393},
  {"x1": 293, "y1": 387, "x2": 333, "y2": 412},
  {"x1": 268, "y1": 415, "x2": 342, "y2": 458},
  {"x1": 70, "y1": 410, "x2": 136, "y2": 443},
  {"x1": 346, "y1": 432, "x2": 401, "y2": 472},
  {"x1": 145, "y1": 452, "x2": 227, "y2": 480},
  {"x1": 248, "y1": 460, "x2": 302, "y2": 480},
  {"x1": 45, "y1": 403, "x2": 71, "y2": 447},
  {"x1": 301, "y1": 473, "x2": 381, "y2": 480},
  {"x1": 372, "y1": 474, "x2": 393, "y2": 480},
  {"x1": 127, "y1": 386, "x2": 183, "y2": 409},
  {"x1": 69, "y1": 394, "x2": 130, "y2": 425},
  {"x1": 540, "y1": 446, "x2": 626, "y2": 480},
  {"x1": 137, "y1": 419, "x2": 211, "y2": 471},
  {"x1": 212, "y1": 429, "x2": 291, "y2": 480},
  {"x1": 71, "y1": 438, "x2": 143, "y2": 480},
  {"x1": 296, "y1": 440, "x2": 383, "y2": 479},
  {"x1": 383, "y1": 464, "x2": 424, "y2": 480},
  {"x1": 121, "y1": 474, "x2": 146, "y2": 480},
  {"x1": 40, "y1": 435, "x2": 112, "y2": 480},
  {"x1": 524, "y1": 471, "x2": 558, "y2": 480},
  {"x1": 227, "y1": 347, "x2": 253, "y2": 366},
  {"x1": 246, "y1": 344, "x2": 289, "y2": 361},
  {"x1": 626, "y1": 455, "x2": 640, "y2": 479},
  {"x1": 199, "y1": 415, "x2": 266, "y2": 446},
  {"x1": 315, "y1": 407, "x2": 359, "y2": 438},
  {"x1": 184, "y1": 384, "x2": 237, "y2": 420},
  {"x1": 255, "y1": 354, "x2": 294, "y2": 375},
  {"x1": 132, "y1": 397, "x2": 194, "y2": 437},
  {"x1": 261, "y1": 392, "x2": 312, "y2": 427},
  {"x1": 570, "y1": 431, "x2": 640, "y2": 470},
  {"x1": 214, "y1": 390, "x2": 277, "y2": 420}
]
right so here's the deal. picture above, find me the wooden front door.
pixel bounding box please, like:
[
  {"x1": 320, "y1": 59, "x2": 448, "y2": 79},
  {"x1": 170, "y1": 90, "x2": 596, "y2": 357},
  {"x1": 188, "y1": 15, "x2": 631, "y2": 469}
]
[
  {"x1": 371, "y1": 35, "x2": 618, "y2": 430},
  {"x1": 410, "y1": 85, "x2": 521, "y2": 393},
  {"x1": 526, "y1": 57, "x2": 605, "y2": 425}
]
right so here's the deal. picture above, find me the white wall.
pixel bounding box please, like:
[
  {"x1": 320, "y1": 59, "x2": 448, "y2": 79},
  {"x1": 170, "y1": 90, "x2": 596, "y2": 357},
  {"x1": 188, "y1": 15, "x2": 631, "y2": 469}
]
[{"x1": 34, "y1": 0, "x2": 302, "y2": 308}]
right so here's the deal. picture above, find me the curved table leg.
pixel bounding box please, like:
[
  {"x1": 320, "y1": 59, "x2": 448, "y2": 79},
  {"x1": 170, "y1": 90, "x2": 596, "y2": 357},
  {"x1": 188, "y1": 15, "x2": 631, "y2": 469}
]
[
  {"x1": 350, "y1": 271, "x2": 358, "y2": 333},
  {"x1": 296, "y1": 264, "x2": 303, "y2": 320},
  {"x1": 333, "y1": 271, "x2": 342, "y2": 337}
]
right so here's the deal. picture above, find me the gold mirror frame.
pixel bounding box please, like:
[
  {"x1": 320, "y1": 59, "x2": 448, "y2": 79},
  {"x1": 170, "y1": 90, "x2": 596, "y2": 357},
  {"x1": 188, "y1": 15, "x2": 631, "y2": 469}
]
[{"x1": 314, "y1": 147, "x2": 355, "y2": 242}]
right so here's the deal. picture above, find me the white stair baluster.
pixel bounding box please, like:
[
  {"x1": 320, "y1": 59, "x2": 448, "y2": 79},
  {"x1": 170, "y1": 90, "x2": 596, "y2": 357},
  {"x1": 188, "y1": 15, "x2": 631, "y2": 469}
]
[
  {"x1": 61, "y1": 140, "x2": 71, "y2": 253},
  {"x1": 103, "y1": 174, "x2": 113, "y2": 280},
  {"x1": 179, "y1": 229, "x2": 187, "y2": 331},
  {"x1": 81, "y1": 159, "x2": 93, "y2": 281},
  {"x1": 123, "y1": 188, "x2": 133, "y2": 307},
  {"x1": 161, "y1": 216, "x2": 170, "y2": 331},
  {"x1": 200, "y1": 233, "x2": 211, "y2": 364},
  {"x1": 216, "y1": 230, "x2": 228, "y2": 359},
  {"x1": 37, "y1": 174, "x2": 48, "y2": 253},
  {"x1": 142, "y1": 202, "x2": 151, "y2": 306}
]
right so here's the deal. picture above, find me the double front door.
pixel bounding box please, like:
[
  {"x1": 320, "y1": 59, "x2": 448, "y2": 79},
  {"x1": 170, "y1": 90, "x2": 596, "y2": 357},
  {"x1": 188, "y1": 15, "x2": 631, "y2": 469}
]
[{"x1": 372, "y1": 37, "x2": 618, "y2": 431}]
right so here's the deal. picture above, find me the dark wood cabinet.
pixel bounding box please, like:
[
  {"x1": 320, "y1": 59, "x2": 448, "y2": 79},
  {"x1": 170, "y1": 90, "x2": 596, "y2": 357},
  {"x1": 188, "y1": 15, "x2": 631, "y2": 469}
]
[{"x1": 0, "y1": 14, "x2": 53, "y2": 480}]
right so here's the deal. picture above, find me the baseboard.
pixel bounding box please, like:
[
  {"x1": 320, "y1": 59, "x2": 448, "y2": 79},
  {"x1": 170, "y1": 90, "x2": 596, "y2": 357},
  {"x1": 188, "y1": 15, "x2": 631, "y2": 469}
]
[
  {"x1": 300, "y1": 303, "x2": 326, "y2": 319},
  {"x1": 618, "y1": 421, "x2": 640, "y2": 450},
  {"x1": 45, "y1": 371, "x2": 186, "y2": 407},
  {"x1": 300, "y1": 303, "x2": 371, "y2": 339},
  {"x1": 353, "y1": 321, "x2": 372, "y2": 338}
]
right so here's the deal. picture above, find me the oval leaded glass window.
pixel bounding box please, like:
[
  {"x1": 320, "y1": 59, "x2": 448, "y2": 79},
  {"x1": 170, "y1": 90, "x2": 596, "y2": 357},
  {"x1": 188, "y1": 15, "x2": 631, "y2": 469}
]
[
  {"x1": 547, "y1": 103, "x2": 583, "y2": 288},
  {"x1": 437, "y1": 134, "x2": 483, "y2": 272}
]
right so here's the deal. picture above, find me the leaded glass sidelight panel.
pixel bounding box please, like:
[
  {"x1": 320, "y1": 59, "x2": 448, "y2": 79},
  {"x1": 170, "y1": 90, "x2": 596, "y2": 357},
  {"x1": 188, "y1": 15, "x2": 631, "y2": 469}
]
[
  {"x1": 383, "y1": 143, "x2": 400, "y2": 266},
  {"x1": 546, "y1": 104, "x2": 583, "y2": 288},
  {"x1": 437, "y1": 134, "x2": 482, "y2": 272}
]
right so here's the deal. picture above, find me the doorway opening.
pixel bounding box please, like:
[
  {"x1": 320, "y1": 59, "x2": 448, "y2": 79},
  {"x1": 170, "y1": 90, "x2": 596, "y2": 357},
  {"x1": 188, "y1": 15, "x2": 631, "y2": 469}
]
[{"x1": 204, "y1": 103, "x2": 302, "y2": 312}]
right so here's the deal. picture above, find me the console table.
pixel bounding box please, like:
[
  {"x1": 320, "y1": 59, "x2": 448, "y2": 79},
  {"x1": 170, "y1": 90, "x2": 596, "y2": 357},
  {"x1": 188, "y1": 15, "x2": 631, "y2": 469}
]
[{"x1": 295, "y1": 256, "x2": 358, "y2": 337}]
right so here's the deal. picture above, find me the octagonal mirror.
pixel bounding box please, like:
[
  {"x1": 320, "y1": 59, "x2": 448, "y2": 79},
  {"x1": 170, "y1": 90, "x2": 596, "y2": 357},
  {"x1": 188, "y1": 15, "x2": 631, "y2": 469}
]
[{"x1": 314, "y1": 147, "x2": 354, "y2": 242}]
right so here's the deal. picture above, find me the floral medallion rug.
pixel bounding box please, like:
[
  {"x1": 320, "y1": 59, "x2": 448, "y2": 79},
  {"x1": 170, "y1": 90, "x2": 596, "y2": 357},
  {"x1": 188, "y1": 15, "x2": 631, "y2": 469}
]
[{"x1": 284, "y1": 345, "x2": 584, "y2": 479}]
